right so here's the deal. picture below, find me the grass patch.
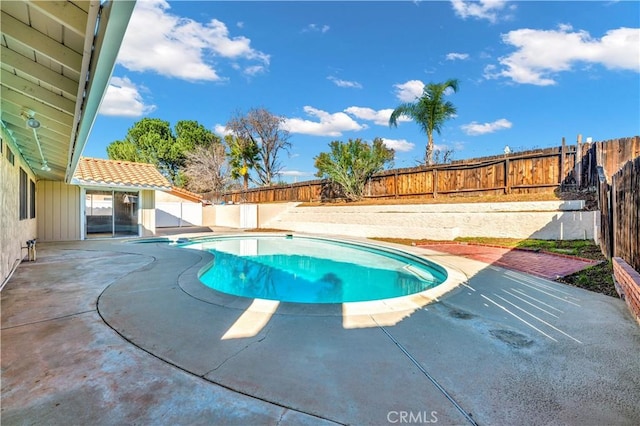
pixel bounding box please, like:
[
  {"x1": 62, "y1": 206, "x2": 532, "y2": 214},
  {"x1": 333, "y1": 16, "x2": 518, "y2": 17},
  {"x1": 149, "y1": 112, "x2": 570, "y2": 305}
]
[
  {"x1": 454, "y1": 237, "x2": 603, "y2": 260},
  {"x1": 373, "y1": 237, "x2": 616, "y2": 297}
]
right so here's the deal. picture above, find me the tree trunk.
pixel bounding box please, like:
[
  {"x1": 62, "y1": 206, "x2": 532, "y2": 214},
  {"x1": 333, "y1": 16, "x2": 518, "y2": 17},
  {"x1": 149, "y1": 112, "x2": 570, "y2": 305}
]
[
  {"x1": 425, "y1": 134, "x2": 434, "y2": 165},
  {"x1": 242, "y1": 160, "x2": 249, "y2": 190}
]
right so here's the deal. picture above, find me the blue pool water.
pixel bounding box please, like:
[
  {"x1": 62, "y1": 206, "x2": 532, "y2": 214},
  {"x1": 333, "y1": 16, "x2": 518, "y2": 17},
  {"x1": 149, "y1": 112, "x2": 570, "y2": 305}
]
[{"x1": 180, "y1": 236, "x2": 447, "y2": 304}]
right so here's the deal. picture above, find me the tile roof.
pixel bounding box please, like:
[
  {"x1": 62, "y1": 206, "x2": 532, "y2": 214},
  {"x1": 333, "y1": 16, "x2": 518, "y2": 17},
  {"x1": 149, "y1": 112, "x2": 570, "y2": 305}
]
[
  {"x1": 72, "y1": 157, "x2": 172, "y2": 189},
  {"x1": 168, "y1": 186, "x2": 203, "y2": 203}
]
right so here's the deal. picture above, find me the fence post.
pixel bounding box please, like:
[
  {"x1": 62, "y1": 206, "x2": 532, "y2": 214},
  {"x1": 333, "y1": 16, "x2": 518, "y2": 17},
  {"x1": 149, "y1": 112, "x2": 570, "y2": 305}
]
[
  {"x1": 394, "y1": 170, "x2": 398, "y2": 199},
  {"x1": 504, "y1": 157, "x2": 510, "y2": 194},
  {"x1": 560, "y1": 137, "x2": 566, "y2": 189},
  {"x1": 576, "y1": 134, "x2": 582, "y2": 188},
  {"x1": 587, "y1": 142, "x2": 592, "y2": 188},
  {"x1": 433, "y1": 169, "x2": 438, "y2": 198},
  {"x1": 611, "y1": 174, "x2": 616, "y2": 258}
]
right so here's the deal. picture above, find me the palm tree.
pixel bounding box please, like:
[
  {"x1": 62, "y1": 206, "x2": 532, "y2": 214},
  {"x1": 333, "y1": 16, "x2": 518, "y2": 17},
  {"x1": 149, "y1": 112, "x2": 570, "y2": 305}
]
[
  {"x1": 225, "y1": 135, "x2": 259, "y2": 190},
  {"x1": 389, "y1": 79, "x2": 459, "y2": 165}
]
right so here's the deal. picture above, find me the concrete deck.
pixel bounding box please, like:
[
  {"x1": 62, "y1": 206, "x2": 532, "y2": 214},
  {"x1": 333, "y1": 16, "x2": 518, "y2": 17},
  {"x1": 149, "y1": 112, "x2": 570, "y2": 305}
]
[{"x1": 2, "y1": 235, "x2": 639, "y2": 425}]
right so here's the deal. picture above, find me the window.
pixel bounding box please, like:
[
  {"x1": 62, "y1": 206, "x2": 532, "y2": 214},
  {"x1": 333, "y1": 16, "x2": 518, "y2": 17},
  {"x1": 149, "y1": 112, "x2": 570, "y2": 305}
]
[
  {"x1": 6, "y1": 146, "x2": 14, "y2": 165},
  {"x1": 30, "y1": 179, "x2": 36, "y2": 219},
  {"x1": 19, "y1": 168, "x2": 28, "y2": 220}
]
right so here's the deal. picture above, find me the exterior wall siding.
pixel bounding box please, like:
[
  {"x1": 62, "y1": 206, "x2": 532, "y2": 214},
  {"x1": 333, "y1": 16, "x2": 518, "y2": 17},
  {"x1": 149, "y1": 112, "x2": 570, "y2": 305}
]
[
  {"x1": 1, "y1": 136, "x2": 38, "y2": 285},
  {"x1": 36, "y1": 181, "x2": 81, "y2": 241},
  {"x1": 140, "y1": 189, "x2": 155, "y2": 236}
]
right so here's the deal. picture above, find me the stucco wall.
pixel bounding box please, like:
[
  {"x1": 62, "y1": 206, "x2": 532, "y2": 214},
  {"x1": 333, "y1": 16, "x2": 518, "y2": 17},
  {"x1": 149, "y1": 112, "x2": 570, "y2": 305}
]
[
  {"x1": 257, "y1": 203, "x2": 299, "y2": 227},
  {"x1": 213, "y1": 205, "x2": 242, "y2": 228},
  {"x1": 202, "y1": 205, "x2": 216, "y2": 227},
  {"x1": 260, "y1": 201, "x2": 599, "y2": 241},
  {"x1": 155, "y1": 191, "x2": 197, "y2": 203},
  {"x1": 37, "y1": 181, "x2": 80, "y2": 241},
  {"x1": 1, "y1": 137, "x2": 38, "y2": 286}
]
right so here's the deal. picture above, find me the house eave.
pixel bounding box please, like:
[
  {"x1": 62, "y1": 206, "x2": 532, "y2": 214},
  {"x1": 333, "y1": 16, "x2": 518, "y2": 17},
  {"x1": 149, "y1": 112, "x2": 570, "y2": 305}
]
[{"x1": 65, "y1": 0, "x2": 136, "y2": 183}]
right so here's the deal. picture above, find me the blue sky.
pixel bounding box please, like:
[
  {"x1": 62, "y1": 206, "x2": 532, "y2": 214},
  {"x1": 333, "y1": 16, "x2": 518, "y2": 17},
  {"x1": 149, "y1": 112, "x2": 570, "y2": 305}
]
[{"x1": 86, "y1": 0, "x2": 640, "y2": 182}]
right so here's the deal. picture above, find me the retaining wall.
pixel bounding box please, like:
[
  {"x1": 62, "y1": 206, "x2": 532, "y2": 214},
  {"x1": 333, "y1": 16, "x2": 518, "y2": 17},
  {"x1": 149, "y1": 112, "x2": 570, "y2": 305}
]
[{"x1": 259, "y1": 201, "x2": 598, "y2": 241}]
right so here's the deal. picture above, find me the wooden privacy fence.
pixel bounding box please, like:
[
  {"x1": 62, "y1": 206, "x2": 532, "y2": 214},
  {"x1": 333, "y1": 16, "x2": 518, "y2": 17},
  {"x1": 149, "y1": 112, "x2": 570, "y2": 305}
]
[
  {"x1": 223, "y1": 143, "x2": 587, "y2": 204},
  {"x1": 579, "y1": 136, "x2": 640, "y2": 188},
  {"x1": 598, "y1": 157, "x2": 640, "y2": 272},
  {"x1": 221, "y1": 136, "x2": 639, "y2": 204}
]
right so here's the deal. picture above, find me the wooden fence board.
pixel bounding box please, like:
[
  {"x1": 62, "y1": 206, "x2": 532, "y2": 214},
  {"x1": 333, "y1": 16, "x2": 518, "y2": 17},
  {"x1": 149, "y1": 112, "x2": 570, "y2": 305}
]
[
  {"x1": 220, "y1": 137, "x2": 638, "y2": 205},
  {"x1": 612, "y1": 157, "x2": 640, "y2": 271}
]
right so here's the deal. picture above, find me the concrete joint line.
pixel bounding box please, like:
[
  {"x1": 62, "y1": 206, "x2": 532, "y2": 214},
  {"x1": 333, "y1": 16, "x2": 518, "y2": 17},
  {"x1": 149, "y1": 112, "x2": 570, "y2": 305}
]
[
  {"x1": 374, "y1": 318, "x2": 479, "y2": 426},
  {"x1": 0, "y1": 309, "x2": 95, "y2": 330}
]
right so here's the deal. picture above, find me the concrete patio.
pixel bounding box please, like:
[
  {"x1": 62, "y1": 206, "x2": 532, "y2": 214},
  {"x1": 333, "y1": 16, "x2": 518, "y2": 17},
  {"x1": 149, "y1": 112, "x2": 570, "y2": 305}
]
[{"x1": 2, "y1": 235, "x2": 639, "y2": 425}]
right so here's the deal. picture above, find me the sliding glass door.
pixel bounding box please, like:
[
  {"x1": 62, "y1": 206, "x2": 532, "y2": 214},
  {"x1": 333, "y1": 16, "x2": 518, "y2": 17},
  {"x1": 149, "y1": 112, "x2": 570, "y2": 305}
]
[
  {"x1": 85, "y1": 190, "x2": 138, "y2": 238},
  {"x1": 114, "y1": 192, "x2": 138, "y2": 236}
]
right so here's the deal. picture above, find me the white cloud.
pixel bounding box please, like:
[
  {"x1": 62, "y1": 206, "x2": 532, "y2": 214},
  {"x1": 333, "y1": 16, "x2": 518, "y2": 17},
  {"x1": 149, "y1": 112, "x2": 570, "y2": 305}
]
[
  {"x1": 302, "y1": 23, "x2": 330, "y2": 33},
  {"x1": 393, "y1": 80, "x2": 425, "y2": 102},
  {"x1": 344, "y1": 107, "x2": 411, "y2": 126},
  {"x1": 381, "y1": 138, "x2": 415, "y2": 152},
  {"x1": 446, "y1": 52, "x2": 470, "y2": 61},
  {"x1": 485, "y1": 26, "x2": 640, "y2": 86},
  {"x1": 328, "y1": 76, "x2": 363, "y2": 89},
  {"x1": 244, "y1": 65, "x2": 266, "y2": 76},
  {"x1": 461, "y1": 118, "x2": 512, "y2": 135},
  {"x1": 283, "y1": 106, "x2": 365, "y2": 137},
  {"x1": 117, "y1": 0, "x2": 269, "y2": 81},
  {"x1": 99, "y1": 77, "x2": 156, "y2": 117},
  {"x1": 214, "y1": 124, "x2": 232, "y2": 136},
  {"x1": 450, "y1": 0, "x2": 512, "y2": 23},
  {"x1": 279, "y1": 170, "x2": 312, "y2": 177}
]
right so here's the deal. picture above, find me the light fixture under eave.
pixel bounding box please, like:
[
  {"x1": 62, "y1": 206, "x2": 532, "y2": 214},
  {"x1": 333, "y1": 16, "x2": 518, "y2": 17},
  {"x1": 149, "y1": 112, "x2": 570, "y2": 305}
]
[
  {"x1": 21, "y1": 110, "x2": 40, "y2": 129},
  {"x1": 26, "y1": 117, "x2": 41, "y2": 129},
  {"x1": 41, "y1": 162, "x2": 51, "y2": 172}
]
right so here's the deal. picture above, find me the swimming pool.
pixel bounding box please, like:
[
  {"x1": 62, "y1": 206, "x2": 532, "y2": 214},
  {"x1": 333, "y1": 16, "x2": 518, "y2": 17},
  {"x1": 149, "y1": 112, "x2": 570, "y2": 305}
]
[{"x1": 179, "y1": 235, "x2": 447, "y2": 304}]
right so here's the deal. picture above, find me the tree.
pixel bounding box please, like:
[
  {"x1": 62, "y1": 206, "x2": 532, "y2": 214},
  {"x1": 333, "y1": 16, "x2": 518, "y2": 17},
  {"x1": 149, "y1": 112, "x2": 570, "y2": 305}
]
[
  {"x1": 389, "y1": 79, "x2": 459, "y2": 165},
  {"x1": 182, "y1": 143, "x2": 229, "y2": 194},
  {"x1": 107, "y1": 118, "x2": 174, "y2": 171},
  {"x1": 224, "y1": 135, "x2": 259, "y2": 191},
  {"x1": 226, "y1": 107, "x2": 291, "y2": 186},
  {"x1": 314, "y1": 138, "x2": 394, "y2": 201},
  {"x1": 173, "y1": 120, "x2": 219, "y2": 186},
  {"x1": 175, "y1": 120, "x2": 218, "y2": 152},
  {"x1": 106, "y1": 118, "x2": 216, "y2": 185}
]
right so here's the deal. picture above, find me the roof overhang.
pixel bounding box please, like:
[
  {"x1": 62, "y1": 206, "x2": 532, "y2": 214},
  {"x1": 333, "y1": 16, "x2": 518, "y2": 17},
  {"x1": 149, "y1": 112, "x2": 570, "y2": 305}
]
[
  {"x1": 0, "y1": 0, "x2": 135, "y2": 182},
  {"x1": 71, "y1": 181, "x2": 172, "y2": 192}
]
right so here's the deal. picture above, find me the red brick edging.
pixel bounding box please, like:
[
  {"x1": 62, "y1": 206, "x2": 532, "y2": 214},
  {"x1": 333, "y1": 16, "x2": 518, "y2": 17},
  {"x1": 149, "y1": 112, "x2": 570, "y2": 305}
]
[{"x1": 613, "y1": 257, "x2": 640, "y2": 325}]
